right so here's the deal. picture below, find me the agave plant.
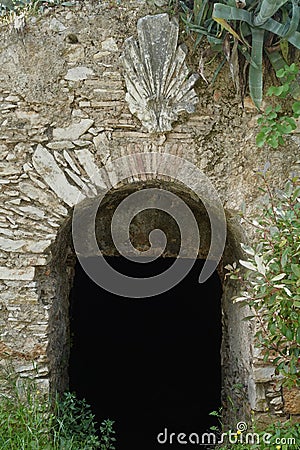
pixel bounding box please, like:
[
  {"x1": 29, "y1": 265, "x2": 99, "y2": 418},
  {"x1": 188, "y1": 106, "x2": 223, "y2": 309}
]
[{"x1": 180, "y1": 0, "x2": 300, "y2": 109}]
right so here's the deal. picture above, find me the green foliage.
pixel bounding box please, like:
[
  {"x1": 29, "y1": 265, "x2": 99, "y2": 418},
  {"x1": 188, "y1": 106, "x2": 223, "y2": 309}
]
[
  {"x1": 215, "y1": 421, "x2": 300, "y2": 449},
  {"x1": 256, "y1": 63, "x2": 300, "y2": 148},
  {"x1": 54, "y1": 391, "x2": 101, "y2": 449},
  {"x1": 0, "y1": 365, "x2": 115, "y2": 449},
  {"x1": 0, "y1": 0, "x2": 74, "y2": 20},
  {"x1": 266, "y1": 420, "x2": 300, "y2": 449},
  {"x1": 211, "y1": 408, "x2": 300, "y2": 449},
  {"x1": 149, "y1": 0, "x2": 182, "y2": 17},
  {"x1": 226, "y1": 169, "x2": 300, "y2": 387},
  {"x1": 0, "y1": 368, "x2": 54, "y2": 449},
  {"x1": 99, "y1": 419, "x2": 116, "y2": 450},
  {"x1": 176, "y1": 0, "x2": 300, "y2": 108}
]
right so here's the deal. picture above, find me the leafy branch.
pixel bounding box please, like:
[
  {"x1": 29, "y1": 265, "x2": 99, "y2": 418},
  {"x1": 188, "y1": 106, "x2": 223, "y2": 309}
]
[
  {"x1": 226, "y1": 169, "x2": 300, "y2": 387},
  {"x1": 256, "y1": 63, "x2": 300, "y2": 148}
]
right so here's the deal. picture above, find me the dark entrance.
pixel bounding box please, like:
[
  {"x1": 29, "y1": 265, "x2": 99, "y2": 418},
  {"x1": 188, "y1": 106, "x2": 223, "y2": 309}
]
[{"x1": 69, "y1": 257, "x2": 222, "y2": 449}]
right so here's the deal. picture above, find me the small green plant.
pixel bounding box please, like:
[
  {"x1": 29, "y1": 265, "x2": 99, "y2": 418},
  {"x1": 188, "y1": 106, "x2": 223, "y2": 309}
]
[
  {"x1": 0, "y1": 364, "x2": 116, "y2": 449},
  {"x1": 226, "y1": 168, "x2": 300, "y2": 387},
  {"x1": 266, "y1": 420, "x2": 300, "y2": 449},
  {"x1": 99, "y1": 419, "x2": 116, "y2": 450},
  {"x1": 210, "y1": 408, "x2": 300, "y2": 449},
  {"x1": 0, "y1": 0, "x2": 75, "y2": 30},
  {"x1": 215, "y1": 421, "x2": 300, "y2": 449},
  {"x1": 149, "y1": 0, "x2": 181, "y2": 16},
  {"x1": 256, "y1": 63, "x2": 300, "y2": 148},
  {"x1": 0, "y1": 0, "x2": 74, "y2": 14},
  {"x1": 54, "y1": 391, "x2": 101, "y2": 449},
  {"x1": 0, "y1": 365, "x2": 56, "y2": 449}
]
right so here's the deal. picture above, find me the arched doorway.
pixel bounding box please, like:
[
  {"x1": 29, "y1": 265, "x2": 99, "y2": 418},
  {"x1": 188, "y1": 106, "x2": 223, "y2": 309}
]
[
  {"x1": 69, "y1": 255, "x2": 222, "y2": 449},
  {"x1": 43, "y1": 174, "x2": 249, "y2": 437},
  {"x1": 67, "y1": 180, "x2": 225, "y2": 448}
]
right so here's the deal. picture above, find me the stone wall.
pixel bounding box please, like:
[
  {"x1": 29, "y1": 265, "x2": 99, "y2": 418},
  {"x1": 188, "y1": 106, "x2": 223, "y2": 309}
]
[{"x1": 0, "y1": 0, "x2": 299, "y2": 427}]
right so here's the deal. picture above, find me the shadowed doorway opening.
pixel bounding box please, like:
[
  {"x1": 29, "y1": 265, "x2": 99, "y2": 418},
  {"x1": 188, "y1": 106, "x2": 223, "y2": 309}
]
[{"x1": 68, "y1": 256, "x2": 222, "y2": 449}]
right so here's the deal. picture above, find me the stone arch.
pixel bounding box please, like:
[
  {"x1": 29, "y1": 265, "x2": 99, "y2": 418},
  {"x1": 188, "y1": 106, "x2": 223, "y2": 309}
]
[{"x1": 28, "y1": 150, "x2": 251, "y2": 424}]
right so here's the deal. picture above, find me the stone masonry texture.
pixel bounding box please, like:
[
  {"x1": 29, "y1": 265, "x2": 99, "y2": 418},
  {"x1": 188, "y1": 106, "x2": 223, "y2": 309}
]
[{"x1": 0, "y1": 0, "x2": 299, "y2": 426}]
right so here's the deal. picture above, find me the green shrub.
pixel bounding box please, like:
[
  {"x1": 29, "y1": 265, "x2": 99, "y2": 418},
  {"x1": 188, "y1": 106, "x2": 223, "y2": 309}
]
[
  {"x1": 256, "y1": 63, "x2": 300, "y2": 148},
  {"x1": 226, "y1": 168, "x2": 300, "y2": 387},
  {"x1": 53, "y1": 391, "x2": 101, "y2": 449},
  {"x1": 0, "y1": 365, "x2": 115, "y2": 449},
  {"x1": 99, "y1": 419, "x2": 116, "y2": 450}
]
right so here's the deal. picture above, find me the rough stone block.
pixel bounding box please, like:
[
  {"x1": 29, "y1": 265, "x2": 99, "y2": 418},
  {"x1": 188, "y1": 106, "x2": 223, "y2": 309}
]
[
  {"x1": 101, "y1": 37, "x2": 118, "y2": 52},
  {"x1": 0, "y1": 267, "x2": 35, "y2": 281},
  {"x1": 32, "y1": 145, "x2": 81, "y2": 206},
  {"x1": 248, "y1": 376, "x2": 268, "y2": 411},
  {"x1": 65, "y1": 67, "x2": 94, "y2": 82},
  {"x1": 253, "y1": 366, "x2": 277, "y2": 382},
  {"x1": 53, "y1": 119, "x2": 94, "y2": 141}
]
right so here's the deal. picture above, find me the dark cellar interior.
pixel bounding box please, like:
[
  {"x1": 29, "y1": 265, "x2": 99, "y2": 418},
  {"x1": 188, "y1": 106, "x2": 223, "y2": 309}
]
[{"x1": 69, "y1": 256, "x2": 222, "y2": 449}]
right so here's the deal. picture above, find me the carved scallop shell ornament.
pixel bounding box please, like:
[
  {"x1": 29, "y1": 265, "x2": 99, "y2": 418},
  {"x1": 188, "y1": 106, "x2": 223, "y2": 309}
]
[{"x1": 121, "y1": 14, "x2": 199, "y2": 133}]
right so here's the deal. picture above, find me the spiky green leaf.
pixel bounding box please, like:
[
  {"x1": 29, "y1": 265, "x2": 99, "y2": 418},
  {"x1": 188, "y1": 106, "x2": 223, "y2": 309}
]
[
  {"x1": 249, "y1": 27, "x2": 264, "y2": 109},
  {"x1": 253, "y1": 0, "x2": 290, "y2": 27}
]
